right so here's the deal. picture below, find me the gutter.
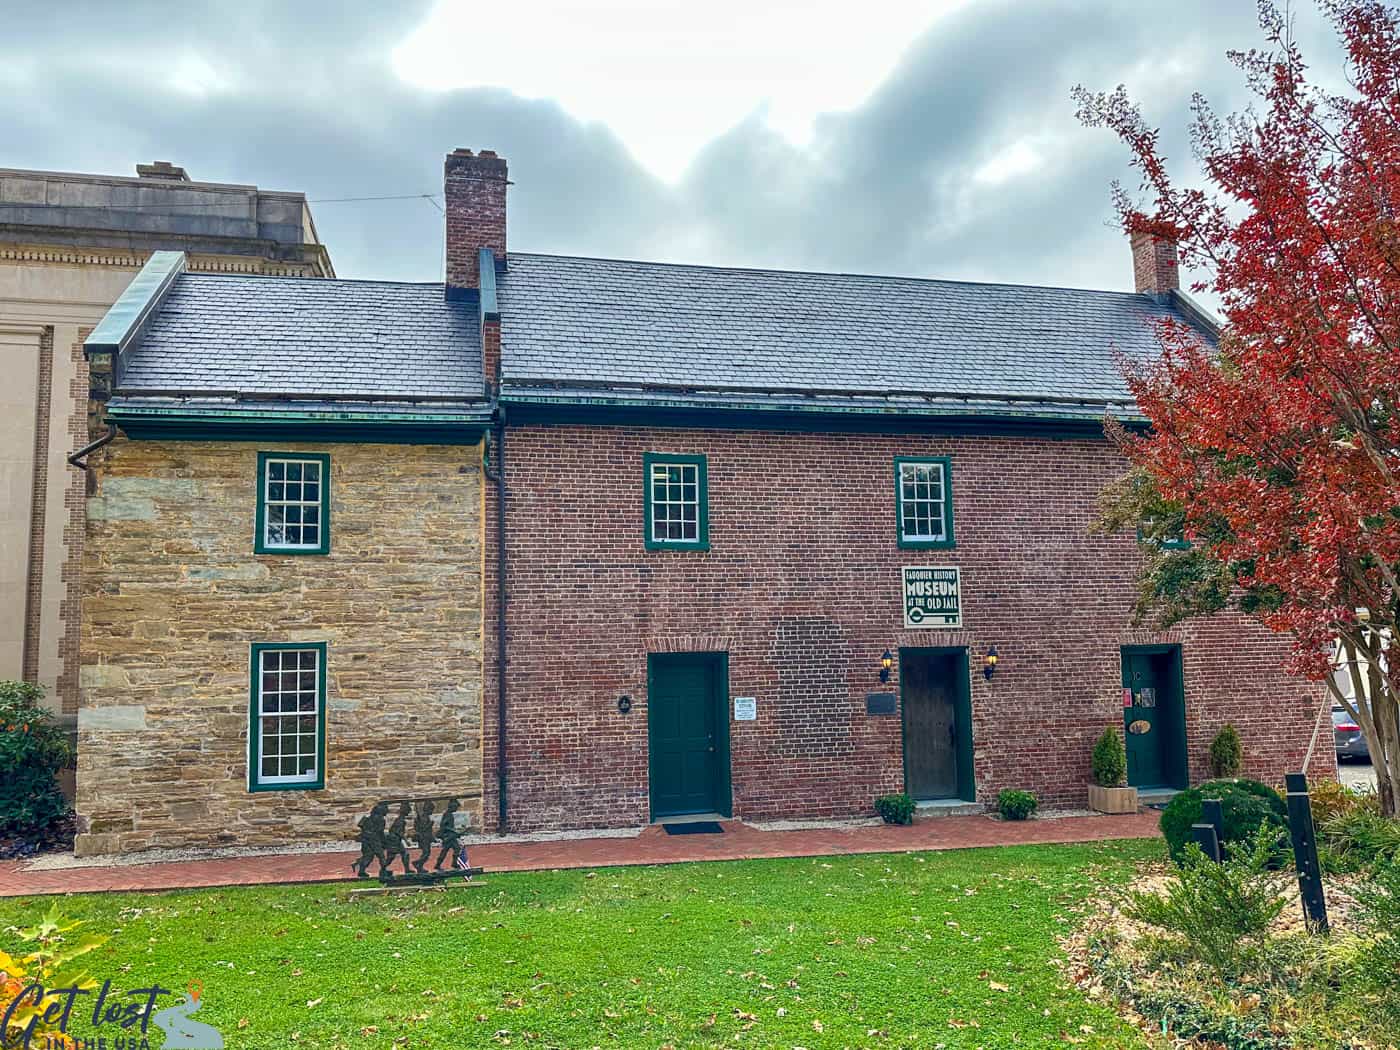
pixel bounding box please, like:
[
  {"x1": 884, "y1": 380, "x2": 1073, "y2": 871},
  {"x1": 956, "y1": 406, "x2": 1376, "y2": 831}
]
[{"x1": 482, "y1": 407, "x2": 508, "y2": 835}]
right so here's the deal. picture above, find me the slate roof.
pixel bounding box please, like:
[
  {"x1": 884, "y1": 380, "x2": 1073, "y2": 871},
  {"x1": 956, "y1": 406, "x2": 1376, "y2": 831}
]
[
  {"x1": 497, "y1": 253, "x2": 1216, "y2": 419},
  {"x1": 113, "y1": 272, "x2": 484, "y2": 405}
]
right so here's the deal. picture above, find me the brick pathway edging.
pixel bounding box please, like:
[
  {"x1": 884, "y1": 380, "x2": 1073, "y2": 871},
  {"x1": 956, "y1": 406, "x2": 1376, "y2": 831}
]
[{"x1": 0, "y1": 811, "x2": 1161, "y2": 898}]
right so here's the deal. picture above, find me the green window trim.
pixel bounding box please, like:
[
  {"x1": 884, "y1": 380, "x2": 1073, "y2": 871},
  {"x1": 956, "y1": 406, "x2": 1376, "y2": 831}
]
[
  {"x1": 643, "y1": 452, "x2": 710, "y2": 551},
  {"x1": 895, "y1": 456, "x2": 955, "y2": 550},
  {"x1": 254, "y1": 451, "x2": 331, "y2": 555},
  {"x1": 248, "y1": 641, "x2": 328, "y2": 792}
]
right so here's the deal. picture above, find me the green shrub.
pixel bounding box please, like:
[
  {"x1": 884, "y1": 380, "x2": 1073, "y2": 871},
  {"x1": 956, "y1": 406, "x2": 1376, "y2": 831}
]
[
  {"x1": 1091, "y1": 726, "x2": 1126, "y2": 787},
  {"x1": 1208, "y1": 724, "x2": 1243, "y2": 778},
  {"x1": 1159, "y1": 779, "x2": 1287, "y2": 865},
  {"x1": 0, "y1": 681, "x2": 72, "y2": 839},
  {"x1": 874, "y1": 792, "x2": 914, "y2": 825},
  {"x1": 1127, "y1": 824, "x2": 1289, "y2": 979},
  {"x1": 1352, "y1": 857, "x2": 1400, "y2": 1020},
  {"x1": 997, "y1": 789, "x2": 1038, "y2": 821}
]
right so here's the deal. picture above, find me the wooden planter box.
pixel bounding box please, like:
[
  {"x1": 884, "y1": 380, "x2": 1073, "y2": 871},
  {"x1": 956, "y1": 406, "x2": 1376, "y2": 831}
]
[{"x1": 1088, "y1": 784, "x2": 1139, "y2": 814}]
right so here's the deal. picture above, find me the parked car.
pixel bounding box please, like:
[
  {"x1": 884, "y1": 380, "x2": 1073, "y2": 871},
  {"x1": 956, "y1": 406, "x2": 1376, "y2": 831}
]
[{"x1": 1334, "y1": 705, "x2": 1370, "y2": 761}]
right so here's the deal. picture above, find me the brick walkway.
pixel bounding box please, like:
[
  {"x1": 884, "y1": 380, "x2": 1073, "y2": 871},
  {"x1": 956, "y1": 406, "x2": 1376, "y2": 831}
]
[{"x1": 0, "y1": 811, "x2": 1160, "y2": 898}]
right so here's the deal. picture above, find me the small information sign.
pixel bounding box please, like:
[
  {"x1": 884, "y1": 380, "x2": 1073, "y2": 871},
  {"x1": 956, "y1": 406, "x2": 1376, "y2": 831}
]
[{"x1": 733, "y1": 696, "x2": 757, "y2": 721}]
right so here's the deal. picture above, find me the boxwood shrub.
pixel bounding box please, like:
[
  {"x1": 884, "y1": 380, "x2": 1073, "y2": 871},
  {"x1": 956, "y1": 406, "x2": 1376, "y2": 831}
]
[
  {"x1": 874, "y1": 792, "x2": 914, "y2": 825},
  {"x1": 997, "y1": 789, "x2": 1038, "y2": 821},
  {"x1": 1158, "y1": 778, "x2": 1287, "y2": 864}
]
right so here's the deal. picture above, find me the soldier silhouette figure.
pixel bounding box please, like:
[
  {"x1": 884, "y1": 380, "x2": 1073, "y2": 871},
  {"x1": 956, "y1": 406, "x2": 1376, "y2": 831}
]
[
  {"x1": 412, "y1": 800, "x2": 436, "y2": 873},
  {"x1": 434, "y1": 798, "x2": 465, "y2": 871},
  {"x1": 384, "y1": 802, "x2": 412, "y2": 875},
  {"x1": 353, "y1": 801, "x2": 390, "y2": 878}
]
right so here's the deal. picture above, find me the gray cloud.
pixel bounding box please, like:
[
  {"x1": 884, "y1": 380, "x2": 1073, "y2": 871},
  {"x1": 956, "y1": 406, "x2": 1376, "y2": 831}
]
[{"x1": 0, "y1": 0, "x2": 1347, "y2": 290}]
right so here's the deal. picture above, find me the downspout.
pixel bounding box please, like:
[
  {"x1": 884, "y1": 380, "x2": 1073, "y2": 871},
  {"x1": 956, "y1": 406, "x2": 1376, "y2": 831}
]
[
  {"x1": 483, "y1": 407, "x2": 508, "y2": 834},
  {"x1": 68, "y1": 424, "x2": 118, "y2": 470}
]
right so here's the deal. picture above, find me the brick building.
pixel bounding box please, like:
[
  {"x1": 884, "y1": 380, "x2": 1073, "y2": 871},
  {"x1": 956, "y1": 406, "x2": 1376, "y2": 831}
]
[
  {"x1": 76, "y1": 147, "x2": 1330, "y2": 853},
  {"x1": 456, "y1": 151, "x2": 1331, "y2": 832}
]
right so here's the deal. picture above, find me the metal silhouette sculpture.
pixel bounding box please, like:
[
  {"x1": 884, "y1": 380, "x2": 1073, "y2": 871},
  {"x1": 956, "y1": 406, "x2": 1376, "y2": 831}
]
[{"x1": 353, "y1": 795, "x2": 482, "y2": 885}]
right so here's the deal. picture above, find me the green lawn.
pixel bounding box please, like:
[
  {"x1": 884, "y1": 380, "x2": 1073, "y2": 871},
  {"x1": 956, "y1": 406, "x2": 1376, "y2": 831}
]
[{"x1": 1, "y1": 840, "x2": 1161, "y2": 1049}]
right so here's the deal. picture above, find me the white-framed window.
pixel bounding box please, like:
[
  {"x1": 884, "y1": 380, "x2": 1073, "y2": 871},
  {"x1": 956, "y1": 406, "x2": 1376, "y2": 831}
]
[
  {"x1": 255, "y1": 452, "x2": 329, "y2": 554},
  {"x1": 249, "y1": 642, "x2": 326, "y2": 790},
  {"x1": 896, "y1": 457, "x2": 955, "y2": 549},
  {"x1": 644, "y1": 453, "x2": 709, "y2": 550}
]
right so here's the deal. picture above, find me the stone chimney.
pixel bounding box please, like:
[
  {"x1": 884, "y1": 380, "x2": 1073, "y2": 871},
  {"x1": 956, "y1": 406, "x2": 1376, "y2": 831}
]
[
  {"x1": 444, "y1": 148, "x2": 508, "y2": 299},
  {"x1": 1130, "y1": 231, "x2": 1179, "y2": 299},
  {"x1": 136, "y1": 161, "x2": 190, "y2": 182}
]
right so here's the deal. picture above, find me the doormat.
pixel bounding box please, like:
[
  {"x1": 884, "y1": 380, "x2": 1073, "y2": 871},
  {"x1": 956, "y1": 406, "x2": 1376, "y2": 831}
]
[{"x1": 662, "y1": 821, "x2": 724, "y2": 835}]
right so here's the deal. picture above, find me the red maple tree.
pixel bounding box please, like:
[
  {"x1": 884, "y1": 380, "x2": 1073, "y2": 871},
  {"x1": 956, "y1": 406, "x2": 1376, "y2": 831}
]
[{"x1": 1075, "y1": 0, "x2": 1400, "y2": 814}]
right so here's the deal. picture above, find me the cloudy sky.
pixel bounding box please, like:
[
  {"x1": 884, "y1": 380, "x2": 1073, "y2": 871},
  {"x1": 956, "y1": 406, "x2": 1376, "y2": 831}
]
[{"x1": 1, "y1": 1, "x2": 1348, "y2": 289}]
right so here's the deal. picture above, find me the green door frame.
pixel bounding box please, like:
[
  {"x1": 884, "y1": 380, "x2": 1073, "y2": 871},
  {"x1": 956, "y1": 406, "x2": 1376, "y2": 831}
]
[
  {"x1": 646, "y1": 651, "x2": 733, "y2": 820},
  {"x1": 899, "y1": 646, "x2": 975, "y2": 802},
  {"x1": 1120, "y1": 644, "x2": 1190, "y2": 791}
]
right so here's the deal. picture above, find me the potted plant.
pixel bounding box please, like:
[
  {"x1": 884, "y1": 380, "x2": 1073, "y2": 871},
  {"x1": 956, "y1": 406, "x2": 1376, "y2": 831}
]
[{"x1": 1088, "y1": 726, "x2": 1137, "y2": 814}]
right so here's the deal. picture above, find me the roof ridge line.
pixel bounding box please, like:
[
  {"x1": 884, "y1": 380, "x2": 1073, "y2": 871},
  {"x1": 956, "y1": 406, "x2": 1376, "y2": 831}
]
[{"x1": 505, "y1": 251, "x2": 1157, "y2": 300}]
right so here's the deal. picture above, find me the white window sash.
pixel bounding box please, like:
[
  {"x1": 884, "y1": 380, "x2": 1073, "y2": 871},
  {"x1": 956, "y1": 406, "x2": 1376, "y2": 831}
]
[
  {"x1": 900, "y1": 461, "x2": 947, "y2": 541},
  {"x1": 255, "y1": 648, "x2": 321, "y2": 785}
]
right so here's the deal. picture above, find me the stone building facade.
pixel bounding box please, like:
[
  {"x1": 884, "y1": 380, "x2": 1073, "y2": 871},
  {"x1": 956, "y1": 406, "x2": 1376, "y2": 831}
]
[
  {"x1": 73, "y1": 248, "x2": 488, "y2": 856},
  {"x1": 0, "y1": 161, "x2": 332, "y2": 722},
  {"x1": 78, "y1": 439, "x2": 484, "y2": 854}
]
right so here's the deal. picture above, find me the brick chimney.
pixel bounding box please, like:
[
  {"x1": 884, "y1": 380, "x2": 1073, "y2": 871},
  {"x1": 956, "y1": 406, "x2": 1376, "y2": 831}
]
[
  {"x1": 1130, "y1": 231, "x2": 1179, "y2": 299},
  {"x1": 444, "y1": 148, "x2": 508, "y2": 299}
]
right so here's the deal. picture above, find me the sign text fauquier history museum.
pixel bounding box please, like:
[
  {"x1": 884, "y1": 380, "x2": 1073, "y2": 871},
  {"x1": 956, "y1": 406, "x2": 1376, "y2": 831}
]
[{"x1": 902, "y1": 567, "x2": 962, "y2": 629}]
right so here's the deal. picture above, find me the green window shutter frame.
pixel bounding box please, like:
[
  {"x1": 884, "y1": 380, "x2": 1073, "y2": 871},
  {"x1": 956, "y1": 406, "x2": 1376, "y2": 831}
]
[
  {"x1": 254, "y1": 451, "x2": 331, "y2": 555},
  {"x1": 894, "y1": 455, "x2": 956, "y2": 550},
  {"x1": 642, "y1": 452, "x2": 710, "y2": 551},
  {"x1": 247, "y1": 640, "x2": 328, "y2": 792}
]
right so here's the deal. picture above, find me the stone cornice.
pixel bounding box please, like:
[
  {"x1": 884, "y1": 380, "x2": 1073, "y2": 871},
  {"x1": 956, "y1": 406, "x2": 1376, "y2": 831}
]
[{"x1": 0, "y1": 239, "x2": 332, "y2": 277}]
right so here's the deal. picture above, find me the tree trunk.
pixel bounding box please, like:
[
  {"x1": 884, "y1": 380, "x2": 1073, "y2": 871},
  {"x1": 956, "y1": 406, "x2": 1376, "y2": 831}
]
[{"x1": 1335, "y1": 633, "x2": 1399, "y2": 818}]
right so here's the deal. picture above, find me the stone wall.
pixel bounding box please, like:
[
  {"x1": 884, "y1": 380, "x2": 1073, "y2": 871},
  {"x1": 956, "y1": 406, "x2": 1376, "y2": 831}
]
[
  {"x1": 482, "y1": 423, "x2": 1332, "y2": 832},
  {"x1": 77, "y1": 437, "x2": 484, "y2": 855}
]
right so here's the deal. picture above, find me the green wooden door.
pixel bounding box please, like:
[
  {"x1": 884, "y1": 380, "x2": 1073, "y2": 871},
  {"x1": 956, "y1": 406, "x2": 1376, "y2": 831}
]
[
  {"x1": 1121, "y1": 649, "x2": 1179, "y2": 788},
  {"x1": 649, "y1": 654, "x2": 727, "y2": 818}
]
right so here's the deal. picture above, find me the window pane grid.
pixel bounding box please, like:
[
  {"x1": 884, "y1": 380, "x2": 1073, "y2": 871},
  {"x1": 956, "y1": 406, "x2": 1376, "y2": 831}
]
[
  {"x1": 650, "y1": 463, "x2": 700, "y2": 542},
  {"x1": 256, "y1": 647, "x2": 320, "y2": 783},
  {"x1": 900, "y1": 462, "x2": 947, "y2": 541},
  {"x1": 263, "y1": 458, "x2": 323, "y2": 549}
]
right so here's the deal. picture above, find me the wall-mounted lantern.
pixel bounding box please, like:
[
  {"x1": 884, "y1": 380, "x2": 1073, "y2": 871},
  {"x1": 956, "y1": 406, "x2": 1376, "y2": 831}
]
[
  {"x1": 983, "y1": 646, "x2": 999, "y2": 681},
  {"x1": 879, "y1": 649, "x2": 893, "y2": 684}
]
